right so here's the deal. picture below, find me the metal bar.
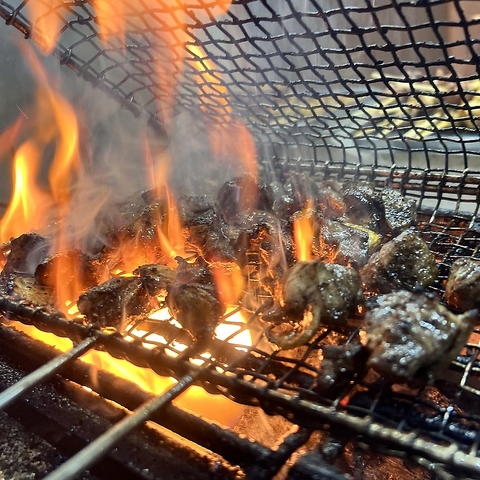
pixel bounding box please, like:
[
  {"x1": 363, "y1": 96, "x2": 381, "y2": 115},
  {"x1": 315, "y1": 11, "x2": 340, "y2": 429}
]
[
  {"x1": 0, "y1": 335, "x2": 97, "y2": 410},
  {"x1": 44, "y1": 372, "x2": 197, "y2": 480}
]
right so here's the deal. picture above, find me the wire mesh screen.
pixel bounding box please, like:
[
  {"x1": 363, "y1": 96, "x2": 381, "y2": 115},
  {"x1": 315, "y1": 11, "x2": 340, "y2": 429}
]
[{"x1": 1, "y1": 0, "x2": 480, "y2": 181}]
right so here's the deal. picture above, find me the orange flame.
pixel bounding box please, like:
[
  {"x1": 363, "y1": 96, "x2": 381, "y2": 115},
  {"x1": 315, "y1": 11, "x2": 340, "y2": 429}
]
[
  {"x1": 293, "y1": 202, "x2": 315, "y2": 262},
  {"x1": 211, "y1": 262, "x2": 245, "y2": 306},
  {"x1": 26, "y1": 0, "x2": 63, "y2": 54},
  {"x1": 0, "y1": 142, "x2": 52, "y2": 242},
  {"x1": 0, "y1": 116, "x2": 23, "y2": 159},
  {"x1": 92, "y1": 0, "x2": 126, "y2": 46}
]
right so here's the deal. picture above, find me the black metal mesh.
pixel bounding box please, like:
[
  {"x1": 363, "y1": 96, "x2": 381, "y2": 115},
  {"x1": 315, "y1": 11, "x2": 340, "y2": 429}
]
[{"x1": 2, "y1": 0, "x2": 480, "y2": 476}]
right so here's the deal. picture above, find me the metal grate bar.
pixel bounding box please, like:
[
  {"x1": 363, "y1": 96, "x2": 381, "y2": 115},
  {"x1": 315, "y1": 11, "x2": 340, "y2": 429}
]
[{"x1": 0, "y1": 335, "x2": 97, "y2": 410}]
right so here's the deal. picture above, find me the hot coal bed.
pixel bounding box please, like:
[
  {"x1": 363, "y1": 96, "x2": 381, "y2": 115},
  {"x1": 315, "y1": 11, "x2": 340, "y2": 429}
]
[{"x1": 1, "y1": 1, "x2": 480, "y2": 480}]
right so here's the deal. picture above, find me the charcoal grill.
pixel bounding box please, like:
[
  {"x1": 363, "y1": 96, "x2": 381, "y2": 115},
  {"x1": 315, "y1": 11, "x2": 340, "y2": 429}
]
[{"x1": 1, "y1": 1, "x2": 480, "y2": 478}]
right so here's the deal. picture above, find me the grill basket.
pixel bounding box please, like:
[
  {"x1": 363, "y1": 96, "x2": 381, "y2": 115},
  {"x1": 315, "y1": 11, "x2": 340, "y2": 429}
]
[{"x1": 1, "y1": 1, "x2": 480, "y2": 478}]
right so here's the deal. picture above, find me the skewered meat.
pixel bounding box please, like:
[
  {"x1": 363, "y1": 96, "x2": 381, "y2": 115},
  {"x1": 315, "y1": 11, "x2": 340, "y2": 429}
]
[
  {"x1": 445, "y1": 257, "x2": 480, "y2": 311},
  {"x1": 342, "y1": 181, "x2": 383, "y2": 231},
  {"x1": 133, "y1": 264, "x2": 176, "y2": 298},
  {"x1": 316, "y1": 343, "x2": 369, "y2": 398},
  {"x1": 5, "y1": 274, "x2": 55, "y2": 307},
  {"x1": 216, "y1": 174, "x2": 275, "y2": 224},
  {"x1": 263, "y1": 260, "x2": 363, "y2": 349},
  {"x1": 360, "y1": 228, "x2": 438, "y2": 293},
  {"x1": 363, "y1": 290, "x2": 477, "y2": 385},
  {"x1": 35, "y1": 250, "x2": 109, "y2": 292},
  {"x1": 167, "y1": 258, "x2": 223, "y2": 342},
  {"x1": 177, "y1": 195, "x2": 236, "y2": 262},
  {"x1": 77, "y1": 276, "x2": 155, "y2": 329},
  {"x1": 2, "y1": 233, "x2": 49, "y2": 276}
]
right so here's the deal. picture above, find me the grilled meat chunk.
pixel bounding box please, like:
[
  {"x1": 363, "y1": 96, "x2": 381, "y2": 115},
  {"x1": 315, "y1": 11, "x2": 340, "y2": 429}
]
[
  {"x1": 167, "y1": 259, "x2": 223, "y2": 341},
  {"x1": 363, "y1": 290, "x2": 477, "y2": 385},
  {"x1": 2, "y1": 233, "x2": 49, "y2": 276},
  {"x1": 77, "y1": 276, "x2": 155, "y2": 329},
  {"x1": 342, "y1": 181, "x2": 383, "y2": 231},
  {"x1": 380, "y1": 187, "x2": 417, "y2": 234},
  {"x1": 318, "y1": 180, "x2": 346, "y2": 218},
  {"x1": 273, "y1": 173, "x2": 320, "y2": 217},
  {"x1": 35, "y1": 250, "x2": 108, "y2": 292},
  {"x1": 445, "y1": 257, "x2": 480, "y2": 311},
  {"x1": 177, "y1": 195, "x2": 236, "y2": 262},
  {"x1": 264, "y1": 260, "x2": 363, "y2": 349},
  {"x1": 316, "y1": 343, "x2": 369, "y2": 398},
  {"x1": 360, "y1": 229, "x2": 438, "y2": 293},
  {"x1": 134, "y1": 264, "x2": 176, "y2": 298},
  {"x1": 6, "y1": 274, "x2": 55, "y2": 307},
  {"x1": 216, "y1": 174, "x2": 275, "y2": 224}
]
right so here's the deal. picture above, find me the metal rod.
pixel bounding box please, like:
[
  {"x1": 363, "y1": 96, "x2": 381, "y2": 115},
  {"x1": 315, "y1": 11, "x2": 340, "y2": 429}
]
[
  {"x1": 0, "y1": 335, "x2": 97, "y2": 411},
  {"x1": 43, "y1": 372, "x2": 197, "y2": 480}
]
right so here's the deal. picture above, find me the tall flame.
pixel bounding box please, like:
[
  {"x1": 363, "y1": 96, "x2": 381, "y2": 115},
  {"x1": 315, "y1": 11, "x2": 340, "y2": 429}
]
[
  {"x1": 26, "y1": 0, "x2": 63, "y2": 54},
  {"x1": 293, "y1": 202, "x2": 315, "y2": 262}
]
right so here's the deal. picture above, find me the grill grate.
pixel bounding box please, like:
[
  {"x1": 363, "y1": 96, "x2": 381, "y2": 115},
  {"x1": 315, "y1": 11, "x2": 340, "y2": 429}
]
[{"x1": 1, "y1": 0, "x2": 480, "y2": 478}]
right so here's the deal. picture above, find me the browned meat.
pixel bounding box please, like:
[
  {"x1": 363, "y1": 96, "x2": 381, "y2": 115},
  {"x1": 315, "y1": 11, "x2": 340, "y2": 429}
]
[
  {"x1": 216, "y1": 174, "x2": 275, "y2": 224},
  {"x1": 2, "y1": 233, "x2": 49, "y2": 276},
  {"x1": 177, "y1": 195, "x2": 236, "y2": 262},
  {"x1": 273, "y1": 173, "x2": 320, "y2": 217},
  {"x1": 360, "y1": 229, "x2": 438, "y2": 293},
  {"x1": 380, "y1": 187, "x2": 417, "y2": 233},
  {"x1": 6, "y1": 274, "x2": 55, "y2": 307},
  {"x1": 316, "y1": 343, "x2": 369, "y2": 398},
  {"x1": 363, "y1": 290, "x2": 477, "y2": 385},
  {"x1": 318, "y1": 180, "x2": 346, "y2": 218},
  {"x1": 342, "y1": 181, "x2": 383, "y2": 231},
  {"x1": 318, "y1": 219, "x2": 372, "y2": 268},
  {"x1": 445, "y1": 257, "x2": 480, "y2": 312},
  {"x1": 77, "y1": 276, "x2": 155, "y2": 329},
  {"x1": 35, "y1": 250, "x2": 109, "y2": 292},
  {"x1": 133, "y1": 264, "x2": 176, "y2": 298},
  {"x1": 263, "y1": 260, "x2": 363, "y2": 349},
  {"x1": 167, "y1": 259, "x2": 223, "y2": 341}
]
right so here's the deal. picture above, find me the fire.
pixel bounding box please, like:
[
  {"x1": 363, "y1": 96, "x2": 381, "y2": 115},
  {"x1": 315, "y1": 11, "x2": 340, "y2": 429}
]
[
  {"x1": 0, "y1": 141, "x2": 52, "y2": 242},
  {"x1": 293, "y1": 202, "x2": 315, "y2": 262},
  {"x1": 26, "y1": 0, "x2": 63, "y2": 54}
]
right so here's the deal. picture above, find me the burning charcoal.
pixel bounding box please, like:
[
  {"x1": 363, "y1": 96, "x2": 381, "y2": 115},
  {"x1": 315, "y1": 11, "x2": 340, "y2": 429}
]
[
  {"x1": 318, "y1": 219, "x2": 379, "y2": 268},
  {"x1": 445, "y1": 257, "x2": 480, "y2": 312},
  {"x1": 263, "y1": 260, "x2": 363, "y2": 349},
  {"x1": 363, "y1": 290, "x2": 477, "y2": 386},
  {"x1": 178, "y1": 195, "x2": 236, "y2": 262},
  {"x1": 6, "y1": 274, "x2": 55, "y2": 307},
  {"x1": 380, "y1": 187, "x2": 417, "y2": 234},
  {"x1": 2, "y1": 233, "x2": 49, "y2": 276},
  {"x1": 35, "y1": 250, "x2": 109, "y2": 292},
  {"x1": 216, "y1": 174, "x2": 275, "y2": 224},
  {"x1": 134, "y1": 264, "x2": 176, "y2": 298},
  {"x1": 77, "y1": 276, "x2": 155, "y2": 329},
  {"x1": 360, "y1": 228, "x2": 438, "y2": 294},
  {"x1": 317, "y1": 180, "x2": 346, "y2": 218},
  {"x1": 316, "y1": 343, "x2": 369, "y2": 398},
  {"x1": 342, "y1": 181, "x2": 384, "y2": 231},
  {"x1": 167, "y1": 258, "x2": 223, "y2": 341}
]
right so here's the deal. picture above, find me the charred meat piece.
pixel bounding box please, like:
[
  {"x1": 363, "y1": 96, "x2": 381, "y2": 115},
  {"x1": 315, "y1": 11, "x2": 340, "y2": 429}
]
[
  {"x1": 2, "y1": 233, "x2": 49, "y2": 276},
  {"x1": 317, "y1": 180, "x2": 346, "y2": 218},
  {"x1": 316, "y1": 343, "x2": 369, "y2": 398},
  {"x1": 109, "y1": 202, "x2": 169, "y2": 271},
  {"x1": 35, "y1": 250, "x2": 109, "y2": 292},
  {"x1": 363, "y1": 290, "x2": 477, "y2": 385},
  {"x1": 342, "y1": 181, "x2": 383, "y2": 231},
  {"x1": 445, "y1": 257, "x2": 480, "y2": 311},
  {"x1": 167, "y1": 258, "x2": 223, "y2": 341},
  {"x1": 380, "y1": 187, "x2": 417, "y2": 234},
  {"x1": 216, "y1": 174, "x2": 275, "y2": 224},
  {"x1": 318, "y1": 219, "x2": 377, "y2": 268},
  {"x1": 178, "y1": 195, "x2": 236, "y2": 262},
  {"x1": 263, "y1": 260, "x2": 363, "y2": 349},
  {"x1": 360, "y1": 229, "x2": 438, "y2": 294},
  {"x1": 5, "y1": 274, "x2": 55, "y2": 307},
  {"x1": 273, "y1": 173, "x2": 320, "y2": 217},
  {"x1": 134, "y1": 264, "x2": 176, "y2": 298},
  {"x1": 77, "y1": 276, "x2": 155, "y2": 329}
]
